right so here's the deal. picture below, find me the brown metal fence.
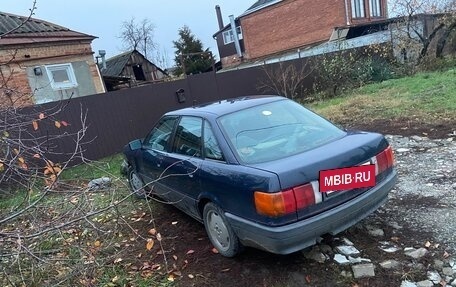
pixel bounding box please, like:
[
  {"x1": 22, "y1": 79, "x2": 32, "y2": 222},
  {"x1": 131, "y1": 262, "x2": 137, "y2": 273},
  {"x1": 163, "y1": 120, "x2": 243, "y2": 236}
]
[{"x1": 16, "y1": 56, "x2": 317, "y2": 165}]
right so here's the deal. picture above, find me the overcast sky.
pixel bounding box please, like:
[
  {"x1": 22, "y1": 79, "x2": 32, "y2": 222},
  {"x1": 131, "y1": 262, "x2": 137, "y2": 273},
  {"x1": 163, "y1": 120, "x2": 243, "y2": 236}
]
[{"x1": 3, "y1": 0, "x2": 250, "y2": 67}]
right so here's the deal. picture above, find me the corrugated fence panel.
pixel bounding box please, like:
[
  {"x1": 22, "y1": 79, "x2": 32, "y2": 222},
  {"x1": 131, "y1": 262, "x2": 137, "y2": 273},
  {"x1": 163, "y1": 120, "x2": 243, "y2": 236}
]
[{"x1": 14, "y1": 47, "x2": 378, "y2": 165}]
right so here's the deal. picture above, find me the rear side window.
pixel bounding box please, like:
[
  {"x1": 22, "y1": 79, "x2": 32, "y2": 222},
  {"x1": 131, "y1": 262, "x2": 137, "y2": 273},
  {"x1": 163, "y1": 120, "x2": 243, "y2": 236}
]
[
  {"x1": 144, "y1": 116, "x2": 178, "y2": 151},
  {"x1": 203, "y1": 120, "x2": 224, "y2": 161},
  {"x1": 218, "y1": 99, "x2": 345, "y2": 164},
  {"x1": 173, "y1": 116, "x2": 203, "y2": 157}
]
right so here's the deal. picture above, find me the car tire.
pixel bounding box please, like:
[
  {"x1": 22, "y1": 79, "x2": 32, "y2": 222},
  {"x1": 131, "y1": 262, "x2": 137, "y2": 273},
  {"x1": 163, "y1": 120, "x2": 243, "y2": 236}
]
[
  {"x1": 128, "y1": 167, "x2": 148, "y2": 198},
  {"x1": 203, "y1": 202, "x2": 242, "y2": 257}
]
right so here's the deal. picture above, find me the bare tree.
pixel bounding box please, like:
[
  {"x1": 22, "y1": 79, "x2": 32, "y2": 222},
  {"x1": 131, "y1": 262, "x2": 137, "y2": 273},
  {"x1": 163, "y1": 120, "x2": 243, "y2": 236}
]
[
  {"x1": 119, "y1": 17, "x2": 156, "y2": 60},
  {"x1": 258, "y1": 61, "x2": 313, "y2": 100},
  {"x1": 390, "y1": 0, "x2": 456, "y2": 63},
  {"x1": 0, "y1": 6, "x2": 181, "y2": 286}
]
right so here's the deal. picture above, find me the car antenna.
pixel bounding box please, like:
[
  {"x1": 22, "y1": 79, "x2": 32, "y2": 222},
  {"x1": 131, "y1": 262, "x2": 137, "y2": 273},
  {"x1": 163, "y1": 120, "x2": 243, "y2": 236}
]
[{"x1": 192, "y1": 100, "x2": 197, "y2": 108}]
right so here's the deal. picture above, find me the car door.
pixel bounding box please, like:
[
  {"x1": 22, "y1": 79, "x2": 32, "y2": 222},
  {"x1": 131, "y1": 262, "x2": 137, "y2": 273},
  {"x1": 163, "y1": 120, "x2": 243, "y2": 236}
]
[
  {"x1": 139, "y1": 116, "x2": 178, "y2": 193},
  {"x1": 157, "y1": 116, "x2": 203, "y2": 219}
]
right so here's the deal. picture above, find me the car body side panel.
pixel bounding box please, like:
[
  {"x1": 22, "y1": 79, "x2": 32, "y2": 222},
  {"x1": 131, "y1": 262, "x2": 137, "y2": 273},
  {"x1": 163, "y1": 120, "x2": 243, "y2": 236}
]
[{"x1": 197, "y1": 160, "x2": 298, "y2": 226}]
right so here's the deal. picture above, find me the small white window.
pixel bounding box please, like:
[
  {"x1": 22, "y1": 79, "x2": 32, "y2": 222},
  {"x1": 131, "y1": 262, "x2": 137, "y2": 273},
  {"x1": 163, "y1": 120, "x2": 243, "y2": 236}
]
[
  {"x1": 369, "y1": 0, "x2": 381, "y2": 17},
  {"x1": 45, "y1": 63, "x2": 78, "y2": 90},
  {"x1": 222, "y1": 26, "x2": 243, "y2": 45},
  {"x1": 351, "y1": 0, "x2": 365, "y2": 18}
]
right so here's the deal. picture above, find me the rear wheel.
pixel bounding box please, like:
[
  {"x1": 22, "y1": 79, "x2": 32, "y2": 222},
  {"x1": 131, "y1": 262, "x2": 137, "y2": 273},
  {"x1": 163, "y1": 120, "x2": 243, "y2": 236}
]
[
  {"x1": 128, "y1": 168, "x2": 148, "y2": 198},
  {"x1": 203, "y1": 203, "x2": 242, "y2": 257}
]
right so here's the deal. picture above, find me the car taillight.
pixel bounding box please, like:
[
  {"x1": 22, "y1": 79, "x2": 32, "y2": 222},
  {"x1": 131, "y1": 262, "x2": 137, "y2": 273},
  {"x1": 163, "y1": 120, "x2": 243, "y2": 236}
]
[
  {"x1": 254, "y1": 183, "x2": 319, "y2": 217},
  {"x1": 373, "y1": 145, "x2": 395, "y2": 175}
]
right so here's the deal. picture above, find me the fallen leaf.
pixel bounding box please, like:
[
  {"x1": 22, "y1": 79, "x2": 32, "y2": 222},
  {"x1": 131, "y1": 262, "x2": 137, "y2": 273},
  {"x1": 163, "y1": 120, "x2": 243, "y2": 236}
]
[
  {"x1": 425, "y1": 241, "x2": 431, "y2": 248},
  {"x1": 114, "y1": 258, "x2": 122, "y2": 263},
  {"x1": 33, "y1": 154, "x2": 40, "y2": 159},
  {"x1": 434, "y1": 244, "x2": 440, "y2": 248},
  {"x1": 305, "y1": 275, "x2": 311, "y2": 284},
  {"x1": 61, "y1": 120, "x2": 69, "y2": 127},
  {"x1": 171, "y1": 221, "x2": 178, "y2": 225},
  {"x1": 221, "y1": 268, "x2": 230, "y2": 272},
  {"x1": 188, "y1": 274, "x2": 194, "y2": 279},
  {"x1": 186, "y1": 249, "x2": 195, "y2": 255},
  {"x1": 443, "y1": 251, "x2": 450, "y2": 258},
  {"x1": 148, "y1": 228, "x2": 157, "y2": 235},
  {"x1": 0, "y1": 163, "x2": 4, "y2": 172},
  {"x1": 39, "y1": 113, "x2": 45, "y2": 119},
  {"x1": 173, "y1": 255, "x2": 178, "y2": 261},
  {"x1": 167, "y1": 275, "x2": 174, "y2": 282},
  {"x1": 18, "y1": 157, "x2": 25, "y2": 163},
  {"x1": 391, "y1": 236, "x2": 400, "y2": 242},
  {"x1": 146, "y1": 239, "x2": 154, "y2": 250},
  {"x1": 32, "y1": 121, "x2": 39, "y2": 130},
  {"x1": 94, "y1": 241, "x2": 101, "y2": 247},
  {"x1": 55, "y1": 121, "x2": 61, "y2": 128},
  {"x1": 439, "y1": 279, "x2": 447, "y2": 286},
  {"x1": 112, "y1": 275, "x2": 119, "y2": 282},
  {"x1": 211, "y1": 247, "x2": 219, "y2": 254},
  {"x1": 156, "y1": 233, "x2": 162, "y2": 241}
]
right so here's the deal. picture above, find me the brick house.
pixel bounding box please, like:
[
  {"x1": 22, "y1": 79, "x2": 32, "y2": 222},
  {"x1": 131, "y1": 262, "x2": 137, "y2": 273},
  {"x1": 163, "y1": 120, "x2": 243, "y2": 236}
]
[
  {"x1": 213, "y1": 0, "x2": 388, "y2": 67},
  {"x1": 101, "y1": 50, "x2": 167, "y2": 91},
  {"x1": 0, "y1": 12, "x2": 105, "y2": 107}
]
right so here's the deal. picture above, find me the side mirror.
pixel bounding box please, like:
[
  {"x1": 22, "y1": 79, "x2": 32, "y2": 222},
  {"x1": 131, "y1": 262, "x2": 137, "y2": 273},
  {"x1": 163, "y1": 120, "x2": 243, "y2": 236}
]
[{"x1": 129, "y1": 139, "x2": 143, "y2": 151}]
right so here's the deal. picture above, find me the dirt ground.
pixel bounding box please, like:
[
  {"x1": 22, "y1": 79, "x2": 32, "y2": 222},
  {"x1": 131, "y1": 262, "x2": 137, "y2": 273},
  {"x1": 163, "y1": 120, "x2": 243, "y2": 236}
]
[{"x1": 129, "y1": 118, "x2": 455, "y2": 287}]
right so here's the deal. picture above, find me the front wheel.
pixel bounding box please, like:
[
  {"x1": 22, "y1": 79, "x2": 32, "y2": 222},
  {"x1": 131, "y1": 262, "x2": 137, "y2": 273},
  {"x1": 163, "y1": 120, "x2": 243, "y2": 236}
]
[
  {"x1": 203, "y1": 203, "x2": 242, "y2": 257},
  {"x1": 128, "y1": 168, "x2": 148, "y2": 198}
]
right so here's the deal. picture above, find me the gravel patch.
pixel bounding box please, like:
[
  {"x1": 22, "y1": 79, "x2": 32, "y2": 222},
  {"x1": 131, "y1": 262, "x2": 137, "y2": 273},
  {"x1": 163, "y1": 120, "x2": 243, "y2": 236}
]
[{"x1": 383, "y1": 134, "x2": 456, "y2": 251}]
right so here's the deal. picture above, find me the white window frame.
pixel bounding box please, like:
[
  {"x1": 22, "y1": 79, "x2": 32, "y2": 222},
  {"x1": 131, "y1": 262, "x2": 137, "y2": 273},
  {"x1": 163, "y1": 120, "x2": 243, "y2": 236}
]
[
  {"x1": 222, "y1": 26, "x2": 243, "y2": 45},
  {"x1": 369, "y1": 0, "x2": 381, "y2": 17},
  {"x1": 45, "y1": 63, "x2": 78, "y2": 90},
  {"x1": 351, "y1": 0, "x2": 365, "y2": 18}
]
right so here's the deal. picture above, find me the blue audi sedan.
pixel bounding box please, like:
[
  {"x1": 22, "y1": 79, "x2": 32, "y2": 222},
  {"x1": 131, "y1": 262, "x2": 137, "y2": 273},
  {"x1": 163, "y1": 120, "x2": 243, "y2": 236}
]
[{"x1": 123, "y1": 95, "x2": 397, "y2": 257}]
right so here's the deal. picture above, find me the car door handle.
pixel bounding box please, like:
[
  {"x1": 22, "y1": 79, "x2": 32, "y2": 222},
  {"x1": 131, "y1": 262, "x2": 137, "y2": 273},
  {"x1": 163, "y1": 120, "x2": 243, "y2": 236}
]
[{"x1": 188, "y1": 174, "x2": 193, "y2": 178}]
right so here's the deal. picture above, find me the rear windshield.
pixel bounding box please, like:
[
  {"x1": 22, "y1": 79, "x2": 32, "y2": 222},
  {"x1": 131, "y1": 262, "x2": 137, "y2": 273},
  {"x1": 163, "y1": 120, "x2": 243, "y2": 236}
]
[{"x1": 218, "y1": 99, "x2": 346, "y2": 164}]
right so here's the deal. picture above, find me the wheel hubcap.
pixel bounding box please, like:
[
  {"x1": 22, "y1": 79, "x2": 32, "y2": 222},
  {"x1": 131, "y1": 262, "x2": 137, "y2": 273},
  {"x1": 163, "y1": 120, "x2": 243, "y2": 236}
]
[
  {"x1": 130, "y1": 172, "x2": 144, "y2": 194},
  {"x1": 207, "y1": 211, "x2": 229, "y2": 251}
]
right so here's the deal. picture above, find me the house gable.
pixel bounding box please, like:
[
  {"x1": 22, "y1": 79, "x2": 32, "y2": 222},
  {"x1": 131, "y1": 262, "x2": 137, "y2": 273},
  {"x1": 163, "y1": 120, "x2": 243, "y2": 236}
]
[
  {"x1": 0, "y1": 12, "x2": 104, "y2": 107},
  {"x1": 214, "y1": 0, "x2": 388, "y2": 67},
  {"x1": 101, "y1": 50, "x2": 167, "y2": 91}
]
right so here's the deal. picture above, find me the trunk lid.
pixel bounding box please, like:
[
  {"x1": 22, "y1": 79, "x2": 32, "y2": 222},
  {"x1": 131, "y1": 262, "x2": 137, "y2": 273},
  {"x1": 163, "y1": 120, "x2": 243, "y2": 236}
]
[{"x1": 251, "y1": 131, "x2": 389, "y2": 220}]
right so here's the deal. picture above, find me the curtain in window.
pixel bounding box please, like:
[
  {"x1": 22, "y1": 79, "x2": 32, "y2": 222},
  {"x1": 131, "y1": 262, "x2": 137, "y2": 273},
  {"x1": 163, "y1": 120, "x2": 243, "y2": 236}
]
[
  {"x1": 369, "y1": 0, "x2": 381, "y2": 17},
  {"x1": 351, "y1": 0, "x2": 365, "y2": 18}
]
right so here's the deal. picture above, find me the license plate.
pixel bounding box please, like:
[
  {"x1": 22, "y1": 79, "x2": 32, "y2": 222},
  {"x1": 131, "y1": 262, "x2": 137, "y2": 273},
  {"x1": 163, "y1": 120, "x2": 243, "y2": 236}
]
[{"x1": 319, "y1": 165, "x2": 376, "y2": 193}]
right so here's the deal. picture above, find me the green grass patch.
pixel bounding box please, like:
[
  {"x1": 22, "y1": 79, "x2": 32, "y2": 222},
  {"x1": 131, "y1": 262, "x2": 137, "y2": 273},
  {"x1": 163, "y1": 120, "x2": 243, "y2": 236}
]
[
  {"x1": 308, "y1": 69, "x2": 456, "y2": 124},
  {"x1": 61, "y1": 154, "x2": 124, "y2": 180}
]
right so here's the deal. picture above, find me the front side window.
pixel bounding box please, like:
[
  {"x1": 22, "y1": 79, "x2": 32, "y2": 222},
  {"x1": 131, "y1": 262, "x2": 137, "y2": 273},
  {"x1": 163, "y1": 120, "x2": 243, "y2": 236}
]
[
  {"x1": 218, "y1": 99, "x2": 345, "y2": 164},
  {"x1": 144, "y1": 116, "x2": 178, "y2": 151},
  {"x1": 369, "y1": 0, "x2": 381, "y2": 17},
  {"x1": 351, "y1": 0, "x2": 365, "y2": 18},
  {"x1": 173, "y1": 117, "x2": 203, "y2": 157},
  {"x1": 45, "y1": 63, "x2": 78, "y2": 90},
  {"x1": 203, "y1": 120, "x2": 224, "y2": 161},
  {"x1": 222, "y1": 26, "x2": 243, "y2": 45}
]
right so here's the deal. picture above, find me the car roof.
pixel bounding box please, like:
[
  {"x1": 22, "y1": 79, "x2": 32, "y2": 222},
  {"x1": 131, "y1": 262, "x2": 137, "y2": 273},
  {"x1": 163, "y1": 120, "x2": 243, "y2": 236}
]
[{"x1": 165, "y1": 95, "x2": 286, "y2": 118}]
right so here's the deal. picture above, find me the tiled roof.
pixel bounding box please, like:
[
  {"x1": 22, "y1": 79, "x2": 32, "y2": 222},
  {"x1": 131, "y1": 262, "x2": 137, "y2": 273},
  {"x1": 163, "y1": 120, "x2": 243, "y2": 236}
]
[
  {"x1": 102, "y1": 51, "x2": 134, "y2": 77},
  {"x1": 0, "y1": 11, "x2": 95, "y2": 44}
]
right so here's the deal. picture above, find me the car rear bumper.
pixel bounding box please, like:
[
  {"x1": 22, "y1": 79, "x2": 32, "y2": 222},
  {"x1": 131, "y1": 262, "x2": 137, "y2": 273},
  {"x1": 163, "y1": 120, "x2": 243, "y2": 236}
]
[{"x1": 225, "y1": 169, "x2": 397, "y2": 255}]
